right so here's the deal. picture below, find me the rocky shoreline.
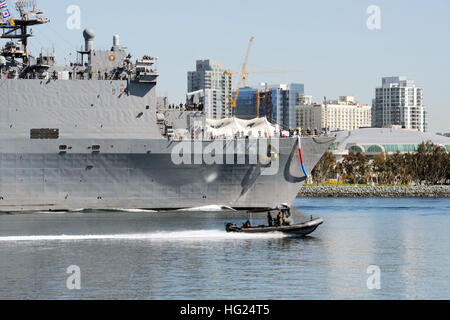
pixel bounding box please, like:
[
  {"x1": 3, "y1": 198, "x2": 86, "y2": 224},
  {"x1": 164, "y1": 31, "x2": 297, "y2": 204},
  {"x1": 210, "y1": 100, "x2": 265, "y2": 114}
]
[{"x1": 298, "y1": 185, "x2": 450, "y2": 197}]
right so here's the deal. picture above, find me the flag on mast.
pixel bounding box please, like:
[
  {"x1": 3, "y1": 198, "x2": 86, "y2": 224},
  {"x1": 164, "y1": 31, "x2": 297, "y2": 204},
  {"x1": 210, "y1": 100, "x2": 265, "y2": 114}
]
[{"x1": 0, "y1": 0, "x2": 15, "y2": 27}]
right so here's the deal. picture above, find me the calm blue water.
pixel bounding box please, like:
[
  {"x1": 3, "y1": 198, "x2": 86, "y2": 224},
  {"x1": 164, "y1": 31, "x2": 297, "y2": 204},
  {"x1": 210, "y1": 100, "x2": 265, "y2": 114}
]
[{"x1": 0, "y1": 198, "x2": 449, "y2": 299}]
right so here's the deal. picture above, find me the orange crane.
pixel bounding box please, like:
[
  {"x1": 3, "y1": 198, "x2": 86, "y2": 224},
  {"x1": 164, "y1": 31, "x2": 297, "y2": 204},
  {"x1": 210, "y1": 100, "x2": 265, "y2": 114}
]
[
  {"x1": 228, "y1": 36, "x2": 255, "y2": 110},
  {"x1": 226, "y1": 37, "x2": 303, "y2": 118},
  {"x1": 226, "y1": 69, "x2": 304, "y2": 88}
]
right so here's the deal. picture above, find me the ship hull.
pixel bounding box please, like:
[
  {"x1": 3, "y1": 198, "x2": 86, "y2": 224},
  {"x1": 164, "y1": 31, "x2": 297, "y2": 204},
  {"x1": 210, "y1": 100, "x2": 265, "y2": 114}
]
[{"x1": 0, "y1": 137, "x2": 333, "y2": 212}]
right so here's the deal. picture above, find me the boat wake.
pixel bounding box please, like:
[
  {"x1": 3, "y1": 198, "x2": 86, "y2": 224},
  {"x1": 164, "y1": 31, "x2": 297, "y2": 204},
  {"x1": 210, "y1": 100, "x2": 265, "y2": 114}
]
[{"x1": 0, "y1": 230, "x2": 288, "y2": 243}]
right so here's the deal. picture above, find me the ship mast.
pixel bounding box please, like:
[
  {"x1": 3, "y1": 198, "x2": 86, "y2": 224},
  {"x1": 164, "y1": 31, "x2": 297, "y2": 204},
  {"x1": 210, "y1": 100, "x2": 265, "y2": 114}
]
[{"x1": 0, "y1": 0, "x2": 48, "y2": 65}]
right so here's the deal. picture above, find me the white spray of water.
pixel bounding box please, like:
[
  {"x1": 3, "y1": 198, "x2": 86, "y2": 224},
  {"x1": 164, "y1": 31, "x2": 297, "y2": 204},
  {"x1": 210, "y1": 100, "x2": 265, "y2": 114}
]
[
  {"x1": 177, "y1": 205, "x2": 236, "y2": 212},
  {"x1": 0, "y1": 230, "x2": 288, "y2": 243},
  {"x1": 108, "y1": 208, "x2": 158, "y2": 213},
  {"x1": 32, "y1": 207, "x2": 231, "y2": 214}
]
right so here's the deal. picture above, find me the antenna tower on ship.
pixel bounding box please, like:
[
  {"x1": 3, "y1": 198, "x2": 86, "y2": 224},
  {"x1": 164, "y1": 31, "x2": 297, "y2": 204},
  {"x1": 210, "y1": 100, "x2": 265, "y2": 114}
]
[{"x1": 0, "y1": 0, "x2": 48, "y2": 65}]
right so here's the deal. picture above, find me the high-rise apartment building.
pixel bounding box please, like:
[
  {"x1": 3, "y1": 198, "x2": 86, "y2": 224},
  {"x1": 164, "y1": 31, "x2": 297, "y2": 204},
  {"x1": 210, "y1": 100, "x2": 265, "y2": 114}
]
[
  {"x1": 187, "y1": 59, "x2": 232, "y2": 119},
  {"x1": 372, "y1": 76, "x2": 427, "y2": 132}
]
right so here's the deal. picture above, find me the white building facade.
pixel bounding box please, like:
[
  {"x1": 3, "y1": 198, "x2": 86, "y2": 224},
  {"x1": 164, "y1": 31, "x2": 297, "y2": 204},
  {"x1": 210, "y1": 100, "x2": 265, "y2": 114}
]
[
  {"x1": 372, "y1": 76, "x2": 428, "y2": 132},
  {"x1": 187, "y1": 59, "x2": 233, "y2": 119},
  {"x1": 296, "y1": 95, "x2": 372, "y2": 131}
]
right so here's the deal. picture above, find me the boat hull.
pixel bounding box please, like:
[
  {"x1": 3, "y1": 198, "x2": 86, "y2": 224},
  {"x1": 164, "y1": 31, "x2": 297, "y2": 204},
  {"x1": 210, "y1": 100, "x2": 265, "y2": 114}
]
[
  {"x1": 226, "y1": 218, "x2": 324, "y2": 236},
  {"x1": 0, "y1": 137, "x2": 334, "y2": 212}
]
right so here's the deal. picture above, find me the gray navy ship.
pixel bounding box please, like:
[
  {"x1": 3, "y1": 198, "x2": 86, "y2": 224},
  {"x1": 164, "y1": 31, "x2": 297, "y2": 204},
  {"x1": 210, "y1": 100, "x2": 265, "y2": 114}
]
[{"x1": 0, "y1": 2, "x2": 333, "y2": 212}]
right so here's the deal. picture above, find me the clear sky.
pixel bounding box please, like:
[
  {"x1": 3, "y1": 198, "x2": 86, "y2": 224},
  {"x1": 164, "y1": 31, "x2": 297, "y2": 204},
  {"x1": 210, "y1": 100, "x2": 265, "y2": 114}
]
[{"x1": 11, "y1": 0, "x2": 450, "y2": 132}]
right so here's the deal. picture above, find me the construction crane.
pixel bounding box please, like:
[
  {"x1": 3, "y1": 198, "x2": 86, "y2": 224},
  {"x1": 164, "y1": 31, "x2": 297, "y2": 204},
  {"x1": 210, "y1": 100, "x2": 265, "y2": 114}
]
[
  {"x1": 228, "y1": 36, "x2": 255, "y2": 111},
  {"x1": 226, "y1": 36, "x2": 303, "y2": 118},
  {"x1": 226, "y1": 69, "x2": 304, "y2": 88}
]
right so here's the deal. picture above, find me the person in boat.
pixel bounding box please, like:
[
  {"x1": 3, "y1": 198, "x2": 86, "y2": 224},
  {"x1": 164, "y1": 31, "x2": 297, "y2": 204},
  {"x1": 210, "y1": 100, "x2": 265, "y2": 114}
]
[
  {"x1": 276, "y1": 211, "x2": 284, "y2": 227},
  {"x1": 242, "y1": 220, "x2": 251, "y2": 228},
  {"x1": 267, "y1": 212, "x2": 273, "y2": 227}
]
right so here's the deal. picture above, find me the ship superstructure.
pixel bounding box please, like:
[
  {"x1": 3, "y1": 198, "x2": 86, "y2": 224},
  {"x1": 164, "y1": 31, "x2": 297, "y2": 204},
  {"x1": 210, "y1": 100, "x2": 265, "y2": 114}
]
[{"x1": 0, "y1": 2, "x2": 333, "y2": 212}]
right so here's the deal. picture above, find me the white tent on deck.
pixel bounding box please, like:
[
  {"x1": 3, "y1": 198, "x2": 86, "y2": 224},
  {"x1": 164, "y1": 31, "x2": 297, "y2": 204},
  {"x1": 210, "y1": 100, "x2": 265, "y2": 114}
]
[{"x1": 205, "y1": 117, "x2": 280, "y2": 138}]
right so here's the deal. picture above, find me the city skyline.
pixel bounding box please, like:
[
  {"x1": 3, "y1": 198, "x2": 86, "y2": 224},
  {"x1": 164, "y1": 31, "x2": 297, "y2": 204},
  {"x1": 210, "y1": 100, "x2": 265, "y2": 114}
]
[{"x1": 12, "y1": 0, "x2": 450, "y2": 132}]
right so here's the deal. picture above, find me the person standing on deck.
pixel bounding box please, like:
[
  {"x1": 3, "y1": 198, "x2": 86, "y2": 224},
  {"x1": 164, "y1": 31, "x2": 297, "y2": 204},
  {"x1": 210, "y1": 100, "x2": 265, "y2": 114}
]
[
  {"x1": 277, "y1": 211, "x2": 284, "y2": 226},
  {"x1": 267, "y1": 212, "x2": 273, "y2": 227}
]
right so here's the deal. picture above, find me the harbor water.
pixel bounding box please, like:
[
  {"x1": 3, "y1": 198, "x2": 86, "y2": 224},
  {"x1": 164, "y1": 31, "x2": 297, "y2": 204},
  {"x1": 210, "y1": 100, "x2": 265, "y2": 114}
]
[{"x1": 0, "y1": 198, "x2": 449, "y2": 299}]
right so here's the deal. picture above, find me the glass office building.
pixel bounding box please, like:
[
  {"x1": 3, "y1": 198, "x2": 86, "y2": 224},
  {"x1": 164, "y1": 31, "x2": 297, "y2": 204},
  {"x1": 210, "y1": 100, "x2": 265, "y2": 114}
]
[
  {"x1": 233, "y1": 87, "x2": 260, "y2": 118},
  {"x1": 234, "y1": 83, "x2": 304, "y2": 130}
]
